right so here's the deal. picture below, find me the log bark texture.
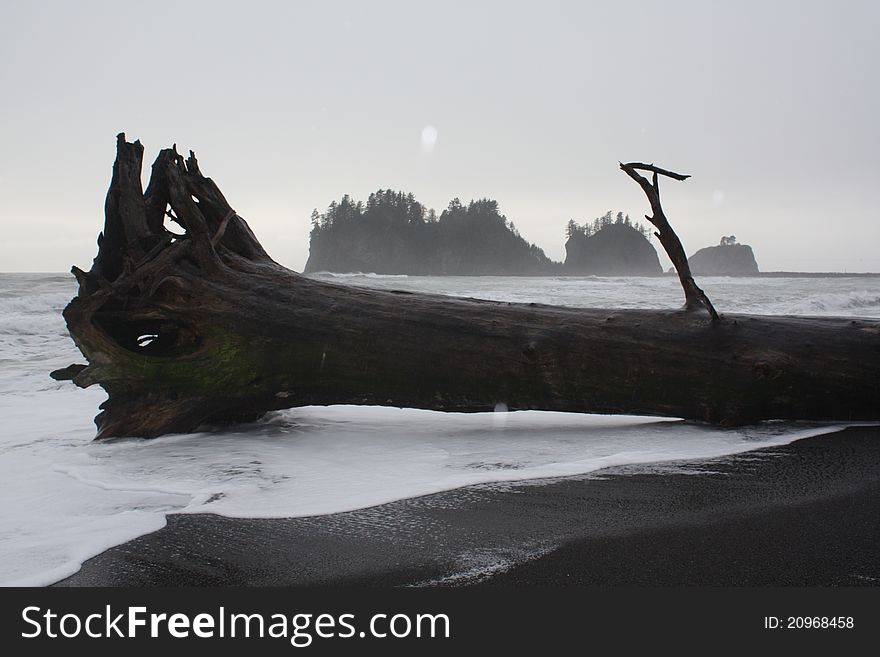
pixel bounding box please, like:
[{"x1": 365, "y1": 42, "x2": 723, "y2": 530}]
[{"x1": 52, "y1": 135, "x2": 880, "y2": 438}]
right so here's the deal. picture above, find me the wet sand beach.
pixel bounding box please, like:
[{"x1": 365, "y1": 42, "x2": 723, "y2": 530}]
[{"x1": 57, "y1": 426, "x2": 880, "y2": 587}]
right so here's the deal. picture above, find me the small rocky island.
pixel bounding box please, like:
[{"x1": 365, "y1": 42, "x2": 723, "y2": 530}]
[
  {"x1": 305, "y1": 197, "x2": 703, "y2": 278},
  {"x1": 563, "y1": 212, "x2": 662, "y2": 276},
  {"x1": 305, "y1": 195, "x2": 759, "y2": 276},
  {"x1": 688, "y1": 236, "x2": 760, "y2": 275},
  {"x1": 304, "y1": 191, "x2": 558, "y2": 275}
]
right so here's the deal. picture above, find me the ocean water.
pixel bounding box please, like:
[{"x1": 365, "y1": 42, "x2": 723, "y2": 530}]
[{"x1": 2, "y1": 272, "x2": 879, "y2": 586}]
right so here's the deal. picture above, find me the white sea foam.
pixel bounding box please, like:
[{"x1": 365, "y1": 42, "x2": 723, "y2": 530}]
[
  {"x1": 310, "y1": 271, "x2": 411, "y2": 279},
  {"x1": 781, "y1": 290, "x2": 880, "y2": 316},
  {"x1": 1, "y1": 272, "x2": 878, "y2": 586}
]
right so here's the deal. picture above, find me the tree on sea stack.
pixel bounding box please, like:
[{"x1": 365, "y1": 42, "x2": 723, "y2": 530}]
[{"x1": 51, "y1": 135, "x2": 880, "y2": 438}]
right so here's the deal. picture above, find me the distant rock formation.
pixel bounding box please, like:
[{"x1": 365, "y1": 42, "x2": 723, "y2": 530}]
[
  {"x1": 564, "y1": 222, "x2": 662, "y2": 276},
  {"x1": 304, "y1": 192, "x2": 559, "y2": 275},
  {"x1": 688, "y1": 237, "x2": 759, "y2": 275}
]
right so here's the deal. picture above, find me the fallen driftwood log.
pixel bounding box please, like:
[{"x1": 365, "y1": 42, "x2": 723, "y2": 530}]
[{"x1": 52, "y1": 135, "x2": 880, "y2": 438}]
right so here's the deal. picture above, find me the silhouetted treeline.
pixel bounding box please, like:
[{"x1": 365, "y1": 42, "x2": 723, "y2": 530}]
[
  {"x1": 563, "y1": 210, "x2": 661, "y2": 275},
  {"x1": 566, "y1": 211, "x2": 653, "y2": 241},
  {"x1": 304, "y1": 191, "x2": 559, "y2": 275}
]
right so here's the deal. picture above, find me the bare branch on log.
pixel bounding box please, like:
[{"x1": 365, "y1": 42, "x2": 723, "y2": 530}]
[
  {"x1": 620, "y1": 161, "x2": 719, "y2": 321},
  {"x1": 625, "y1": 162, "x2": 692, "y2": 181}
]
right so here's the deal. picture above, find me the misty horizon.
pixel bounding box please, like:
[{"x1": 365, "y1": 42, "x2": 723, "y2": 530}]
[{"x1": 2, "y1": 1, "x2": 878, "y2": 273}]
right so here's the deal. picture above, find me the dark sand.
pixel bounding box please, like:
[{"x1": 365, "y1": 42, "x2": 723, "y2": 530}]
[{"x1": 56, "y1": 426, "x2": 880, "y2": 587}]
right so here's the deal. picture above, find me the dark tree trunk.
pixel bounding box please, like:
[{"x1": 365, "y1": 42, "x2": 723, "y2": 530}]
[{"x1": 51, "y1": 136, "x2": 880, "y2": 438}]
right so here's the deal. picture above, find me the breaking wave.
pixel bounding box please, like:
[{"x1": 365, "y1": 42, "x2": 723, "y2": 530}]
[
  {"x1": 310, "y1": 271, "x2": 410, "y2": 280},
  {"x1": 781, "y1": 291, "x2": 880, "y2": 316}
]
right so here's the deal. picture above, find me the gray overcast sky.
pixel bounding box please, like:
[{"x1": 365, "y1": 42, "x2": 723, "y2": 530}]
[{"x1": 1, "y1": 0, "x2": 878, "y2": 272}]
